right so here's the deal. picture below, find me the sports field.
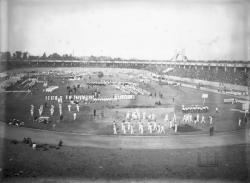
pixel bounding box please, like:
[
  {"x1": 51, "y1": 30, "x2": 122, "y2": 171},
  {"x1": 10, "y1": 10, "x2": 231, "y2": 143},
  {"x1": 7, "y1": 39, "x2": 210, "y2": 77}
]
[{"x1": 0, "y1": 67, "x2": 248, "y2": 135}]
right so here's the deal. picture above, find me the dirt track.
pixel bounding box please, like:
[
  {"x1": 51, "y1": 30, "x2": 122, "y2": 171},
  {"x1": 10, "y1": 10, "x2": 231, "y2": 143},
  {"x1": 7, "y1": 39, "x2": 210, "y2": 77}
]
[{"x1": 1, "y1": 122, "x2": 249, "y2": 149}]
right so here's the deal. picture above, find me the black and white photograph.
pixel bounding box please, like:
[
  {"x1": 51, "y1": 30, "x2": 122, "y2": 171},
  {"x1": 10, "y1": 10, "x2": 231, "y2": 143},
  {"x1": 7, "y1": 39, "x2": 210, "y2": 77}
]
[{"x1": 0, "y1": 0, "x2": 250, "y2": 182}]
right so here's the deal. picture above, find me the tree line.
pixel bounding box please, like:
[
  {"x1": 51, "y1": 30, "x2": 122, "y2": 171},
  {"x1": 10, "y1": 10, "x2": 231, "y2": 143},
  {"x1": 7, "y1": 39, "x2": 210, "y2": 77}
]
[
  {"x1": 1, "y1": 51, "x2": 249, "y2": 64},
  {"x1": 0, "y1": 51, "x2": 79, "y2": 61}
]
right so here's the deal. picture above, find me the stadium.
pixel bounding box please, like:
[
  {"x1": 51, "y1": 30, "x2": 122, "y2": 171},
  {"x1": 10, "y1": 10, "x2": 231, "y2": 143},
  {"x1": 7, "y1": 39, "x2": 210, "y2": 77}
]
[
  {"x1": 1, "y1": 0, "x2": 250, "y2": 182},
  {"x1": 0, "y1": 56, "x2": 250, "y2": 182}
]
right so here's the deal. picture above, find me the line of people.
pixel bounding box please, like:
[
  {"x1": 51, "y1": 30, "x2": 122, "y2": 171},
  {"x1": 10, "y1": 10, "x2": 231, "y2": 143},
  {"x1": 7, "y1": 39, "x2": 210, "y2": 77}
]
[
  {"x1": 182, "y1": 113, "x2": 209, "y2": 124},
  {"x1": 182, "y1": 105, "x2": 209, "y2": 113},
  {"x1": 112, "y1": 120, "x2": 178, "y2": 135}
]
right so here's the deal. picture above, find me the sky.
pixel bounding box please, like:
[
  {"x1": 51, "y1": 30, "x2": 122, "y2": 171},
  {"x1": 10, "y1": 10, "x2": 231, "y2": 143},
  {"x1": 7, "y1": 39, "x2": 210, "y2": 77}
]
[{"x1": 1, "y1": 0, "x2": 250, "y2": 60}]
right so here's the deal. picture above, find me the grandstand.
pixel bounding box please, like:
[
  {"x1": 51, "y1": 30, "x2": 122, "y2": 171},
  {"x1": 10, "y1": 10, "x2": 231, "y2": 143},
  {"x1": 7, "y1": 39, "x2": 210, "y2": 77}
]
[{"x1": 2, "y1": 59, "x2": 249, "y2": 87}]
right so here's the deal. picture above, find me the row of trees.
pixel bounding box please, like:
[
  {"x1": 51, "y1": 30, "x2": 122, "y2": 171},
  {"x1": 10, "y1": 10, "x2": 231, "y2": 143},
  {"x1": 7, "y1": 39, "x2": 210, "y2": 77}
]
[
  {"x1": 0, "y1": 51, "x2": 155, "y2": 62},
  {"x1": 0, "y1": 51, "x2": 80, "y2": 61},
  {"x1": 0, "y1": 51, "x2": 150, "y2": 62},
  {"x1": 0, "y1": 51, "x2": 29, "y2": 61},
  {"x1": 1, "y1": 51, "x2": 250, "y2": 64},
  {"x1": 0, "y1": 51, "x2": 141, "y2": 61}
]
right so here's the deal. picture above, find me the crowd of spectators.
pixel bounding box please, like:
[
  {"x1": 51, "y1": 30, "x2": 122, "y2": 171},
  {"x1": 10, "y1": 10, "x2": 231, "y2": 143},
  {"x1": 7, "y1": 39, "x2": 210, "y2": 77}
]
[
  {"x1": 166, "y1": 67, "x2": 248, "y2": 86},
  {"x1": 1, "y1": 61, "x2": 249, "y2": 86}
]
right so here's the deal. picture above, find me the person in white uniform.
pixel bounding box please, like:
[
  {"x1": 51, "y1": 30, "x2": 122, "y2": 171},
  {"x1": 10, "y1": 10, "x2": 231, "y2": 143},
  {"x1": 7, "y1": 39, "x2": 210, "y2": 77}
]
[
  {"x1": 59, "y1": 103, "x2": 62, "y2": 111},
  {"x1": 68, "y1": 104, "x2": 71, "y2": 112},
  {"x1": 157, "y1": 123, "x2": 161, "y2": 134},
  {"x1": 121, "y1": 121, "x2": 126, "y2": 134},
  {"x1": 126, "y1": 112, "x2": 130, "y2": 121},
  {"x1": 142, "y1": 112, "x2": 146, "y2": 120},
  {"x1": 152, "y1": 121, "x2": 157, "y2": 131},
  {"x1": 164, "y1": 114, "x2": 168, "y2": 123},
  {"x1": 138, "y1": 122, "x2": 144, "y2": 134},
  {"x1": 124, "y1": 121, "x2": 130, "y2": 130},
  {"x1": 196, "y1": 114, "x2": 200, "y2": 123},
  {"x1": 201, "y1": 115, "x2": 206, "y2": 123},
  {"x1": 238, "y1": 117, "x2": 242, "y2": 127},
  {"x1": 209, "y1": 116, "x2": 213, "y2": 125},
  {"x1": 30, "y1": 105, "x2": 34, "y2": 116},
  {"x1": 50, "y1": 105, "x2": 54, "y2": 115},
  {"x1": 38, "y1": 106, "x2": 43, "y2": 116},
  {"x1": 169, "y1": 119, "x2": 173, "y2": 129},
  {"x1": 30, "y1": 109, "x2": 34, "y2": 117},
  {"x1": 113, "y1": 121, "x2": 117, "y2": 135},
  {"x1": 160, "y1": 125, "x2": 165, "y2": 134},
  {"x1": 189, "y1": 114, "x2": 193, "y2": 123},
  {"x1": 148, "y1": 123, "x2": 152, "y2": 134},
  {"x1": 127, "y1": 121, "x2": 131, "y2": 131},
  {"x1": 130, "y1": 123, "x2": 134, "y2": 135},
  {"x1": 174, "y1": 122, "x2": 178, "y2": 133},
  {"x1": 76, "y1": 104, "x2": 80, "y2": 112},
  {"x1": 152, "y1": 113, "x2": 156, "y2": 122}
]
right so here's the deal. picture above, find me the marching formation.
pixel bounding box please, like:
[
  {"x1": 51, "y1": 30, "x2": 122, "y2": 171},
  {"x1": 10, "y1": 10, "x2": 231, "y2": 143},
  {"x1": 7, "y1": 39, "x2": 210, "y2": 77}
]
[
  {"x1": 112, "y1": 111, "x2": 179, "y2": 135},
  {"x1": 112, "y1": 121, "x2": 170, "y2": 135},
  {"x1": 182, "y1": 105, "x2": 209, "y2": 113},
  {"x1": 45, "y1": 94, "x2": 135, "y2": 103},
  {"x1": 111, "y1": 109, "x2": 217, "y2": 135}
]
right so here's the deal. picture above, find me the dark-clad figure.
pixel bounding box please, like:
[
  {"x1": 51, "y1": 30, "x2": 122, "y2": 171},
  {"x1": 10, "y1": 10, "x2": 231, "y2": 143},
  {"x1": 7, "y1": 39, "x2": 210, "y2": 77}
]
[
  {"x1": 209, "y1": 124, "x2": 214, "y2": 136},
  {"x1": 58, "y1": 140, "x2": 63, "y2": 147}
]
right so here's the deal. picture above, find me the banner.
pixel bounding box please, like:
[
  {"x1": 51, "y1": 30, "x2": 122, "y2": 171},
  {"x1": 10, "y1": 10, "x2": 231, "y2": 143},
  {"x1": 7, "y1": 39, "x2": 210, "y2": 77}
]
[
  {"x1": 224, "y1": 98, "x2": 236, "y2": 103},
  {"x1": 202, "y1": 93, "x2": 208, "y2": 98},
  {"x1": 242, "y1": 102, "x2": 250, "y2": 111}
]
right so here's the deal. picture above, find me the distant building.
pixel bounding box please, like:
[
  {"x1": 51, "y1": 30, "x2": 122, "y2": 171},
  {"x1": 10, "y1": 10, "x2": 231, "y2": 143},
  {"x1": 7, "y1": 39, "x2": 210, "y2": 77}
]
[{"x1": 170, "y1": 49, "x2": 188, "y2": 62}]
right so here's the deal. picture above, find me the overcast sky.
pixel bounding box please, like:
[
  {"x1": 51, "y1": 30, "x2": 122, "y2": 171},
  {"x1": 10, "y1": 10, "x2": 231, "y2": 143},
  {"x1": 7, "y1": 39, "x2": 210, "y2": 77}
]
[{"x1": 1, "y1": 0, "x2": 249, "y2": 60}]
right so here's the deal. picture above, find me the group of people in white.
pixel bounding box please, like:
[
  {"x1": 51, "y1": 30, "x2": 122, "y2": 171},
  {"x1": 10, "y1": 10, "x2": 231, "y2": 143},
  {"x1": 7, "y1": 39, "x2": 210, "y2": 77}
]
[
  {"x1": 65, "y1": 95, "x2": 94, "y2": 101},
  {"x1": 2, "y1": 73, "x2": 25, "y2": 89},
  {"x1": 45, "y1": 94, "x2": 135, "y2": 103},
  {"x1": 20, "y1": 78, "x2": 38, "y2": 88},
  {"x1": 67, "y1": 103, "x2": 80, "y2": 120},
  {"x1": 44, "y1": 86, "x2": 59, "y2": 93},
  {"x1": 182, "y1": 113, "x2": 207, "y2": 124},
  {"x1": 113, "y1": 120, "x2": 170, "y2": 135},
  {"x1": 181, "y1": 105, "x2": 209, "y2": 113},
  {"x1": 31, "y1": 94, "x2": 82, "y2": 121},
  {"x1": 30, "y1": 103, "x2": 80, "y2": 121},
  {"x1": 45, "y1": 95, "x2": 63, "y2": 102},
  {"x1": 112, "y1": 111, "x2": 179, "y2": 135},
  {"x1": 94, "y1": 94, "x2": 135, "y2": 101},
  {"x1": 112, "y1": 109, "x2": 217, "y2": 135},
  {"x1": 113, "y1": 83, "x2": 150, "y2": 96}
]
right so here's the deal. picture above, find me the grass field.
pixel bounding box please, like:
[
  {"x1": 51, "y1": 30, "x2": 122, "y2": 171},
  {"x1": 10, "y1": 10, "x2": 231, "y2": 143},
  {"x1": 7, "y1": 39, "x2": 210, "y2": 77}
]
[{"x1": 0, "y1": 67, "x2": 248, "y2": 135}]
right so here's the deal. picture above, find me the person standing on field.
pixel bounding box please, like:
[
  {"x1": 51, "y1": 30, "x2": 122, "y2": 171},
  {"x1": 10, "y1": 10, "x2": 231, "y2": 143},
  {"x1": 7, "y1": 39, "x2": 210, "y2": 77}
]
[
  {"x1": 121, "y1": 121, "x2": 126, "y2": 134},
  {"x1": 138, "y1": 122, "x2": 144, "y2": 134},
  {"x1": 238, "y1": 117, "x2": 242, "y2": 127},
  {"x1": 113, "y1": 121, "x2": 117, "y2": 135},
  {"x1": 201, "y1": 115, "x2": 206, "y2": 123},
  {"x1": 68, "y1": 104, "x2": 71, "y2": 112},
  {"x1": 76, "y1": 104, "x2": 80, "y2": 112},
  {"x1": 174, "y1": 122, "x2": 178, "y2": 133},
  {"x1": 130, "y1": 123, "x2": 134, "y2": 135}
]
